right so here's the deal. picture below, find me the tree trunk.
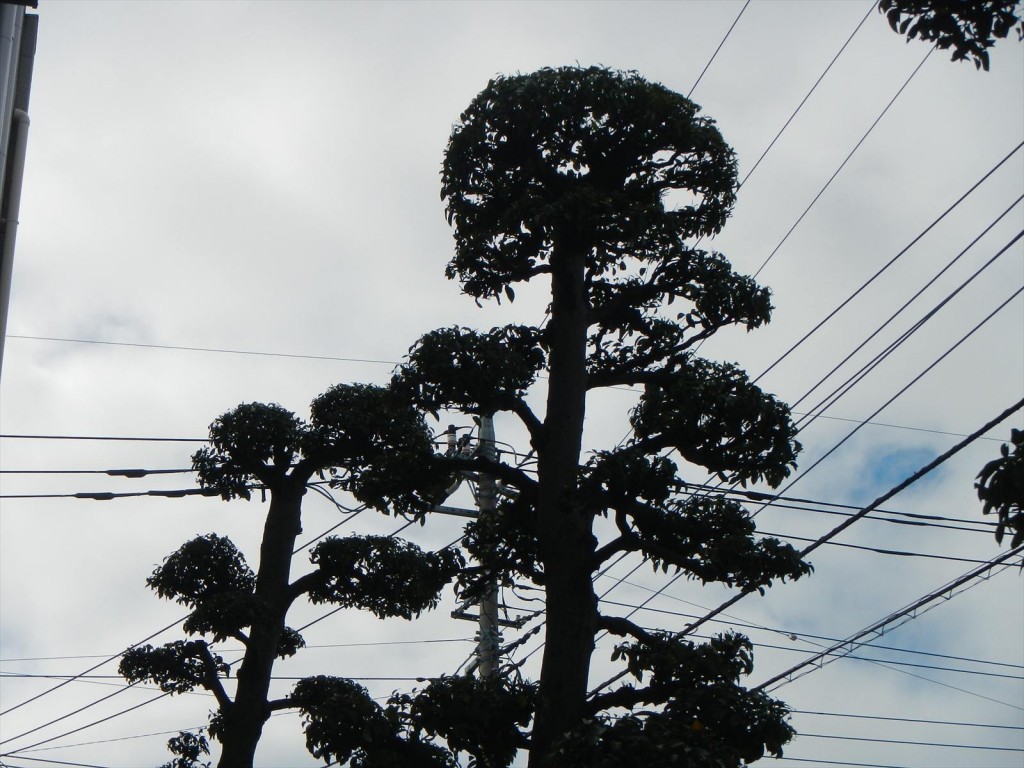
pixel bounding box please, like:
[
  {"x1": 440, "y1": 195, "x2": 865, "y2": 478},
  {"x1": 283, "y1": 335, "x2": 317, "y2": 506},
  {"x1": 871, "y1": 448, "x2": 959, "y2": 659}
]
[
  {"x1": 217, "y1": 478, "x2": 305, "y2": 768},
  {"x1": 528, "y1": 242, "x2": 597, "y2": 768}
]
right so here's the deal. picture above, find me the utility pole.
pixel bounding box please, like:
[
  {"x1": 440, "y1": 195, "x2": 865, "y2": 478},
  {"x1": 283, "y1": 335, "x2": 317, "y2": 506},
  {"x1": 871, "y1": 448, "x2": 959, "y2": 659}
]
[{"x1": 475, "y1": 414, "x2": 500, "y2": 678}]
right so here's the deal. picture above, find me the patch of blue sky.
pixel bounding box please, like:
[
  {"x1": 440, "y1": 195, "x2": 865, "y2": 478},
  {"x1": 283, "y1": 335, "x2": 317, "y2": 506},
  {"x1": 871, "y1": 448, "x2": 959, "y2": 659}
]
[{"x1": 853, "y1": 445, "x2": 942, "y2": 505}]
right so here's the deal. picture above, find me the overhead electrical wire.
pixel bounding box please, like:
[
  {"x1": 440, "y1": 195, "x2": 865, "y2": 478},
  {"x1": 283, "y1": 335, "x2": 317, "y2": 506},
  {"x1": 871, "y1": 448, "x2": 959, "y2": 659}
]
[
  {"x1": 751, "y1": 288, "x2": 1024, "y2": 514},
  {"x1": 737, "y1": 0, "x2": 875, "y2": 188},
  {"x1": 751, "y1": 138, "x2": 1023, "y2": 386},
  {"x1": 750, "y1": 44, "x2": 935, "y2": 279},
  {"x1": 789, "y1": 708, "x2": 1024, "y2": 730},
  {"x1": 686, "y1": 0, "x2": 751, "y2": 98},
  {"x1": 791, "y1": 227, "x2": 1024, "y2": 434},
  {"x1": 686, "y1": 398, "x2": 1024, "y2": 635},
  {"x1": 2, "y1": 334, "x2": 396, "y2": 366},
  {"x1": 753, "y1": 544, "x2": 1024, "y2": 696},
  {"x1": 793, "y1": 732, "x2": 1023, "y2": 753},
  {"x1": 587, "y1": 603, "x2": 1021, "y2": 681},
  {"x1": 789, "y1": 197, "x2": 1023, "y2": 418},
  {"x1": 596, "y1": 585, "x2": 1023, "y2": 671},
  {"x1": 585, "y1": 399, "x2": 1024, "y2": 699}
]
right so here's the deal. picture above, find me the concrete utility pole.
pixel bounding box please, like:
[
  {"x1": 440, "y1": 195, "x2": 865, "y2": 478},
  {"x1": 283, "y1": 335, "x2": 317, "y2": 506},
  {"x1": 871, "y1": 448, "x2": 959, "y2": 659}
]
[
  {"x1": 475, "y1": 414, "x2": 500, "y2": 678},
  {"x1": 0, "y1": 1, "x2": 37, "y2": 383}
]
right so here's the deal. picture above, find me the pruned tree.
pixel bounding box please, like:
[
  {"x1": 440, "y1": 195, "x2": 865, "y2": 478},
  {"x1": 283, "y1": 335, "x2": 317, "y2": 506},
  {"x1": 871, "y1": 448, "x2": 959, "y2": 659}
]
[
  {"x1": 126, "y1": 66, "x2": 816, "y2": 768},
  {"x1": 119, "y1": 386, "x2": 464, "y2": 768},
  {"x1": 391, "y1": 66, "x2": 813, "y2": 767},
  {"x1": 877, "y1": 0, "x2": 1023, "y2": 70},
  {"x1": 976, "y1": 428, "x2": 1024, "y2": 547}
]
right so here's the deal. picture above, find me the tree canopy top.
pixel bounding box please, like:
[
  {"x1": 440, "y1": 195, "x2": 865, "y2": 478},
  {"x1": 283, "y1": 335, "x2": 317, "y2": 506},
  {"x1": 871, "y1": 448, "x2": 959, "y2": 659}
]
[{"x1": 441, "y1": 66, "x2": 738, "y2": 301}]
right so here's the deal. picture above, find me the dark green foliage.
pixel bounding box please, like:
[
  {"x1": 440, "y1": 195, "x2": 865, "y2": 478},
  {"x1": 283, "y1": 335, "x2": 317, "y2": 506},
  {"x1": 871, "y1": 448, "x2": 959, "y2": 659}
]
[
  {"x1": 119, "y1": 640, "x2": 226, "y2": 695},
  {"x1": 397, "y1": 676, "x2": 536, "y2": 767},
  {"x1": 568, "y1": 633, "x2": 794, "y2": 767},
  {"x1": 307, "y1": 383, "x2": 446, "y2": 516},
  {"x1": 192, "y1": 403, "x2": 304, "y2": 500},
  {"x1": 441, "y1": 66, "x2": 738, "y2": 301},
  {"x1": 629, "y1": 497, "x2": 811, "y2": 592},
  {"x1": 161, "y1": 730, "x2": 212, "y2": 768},
  {"x1": 878, "y1": 0, "x2": 1023, "y2": 70},
  {"x1": 428, "y1": 65, "x2": 809, "y2": 767},
  {"x1": 294, "y1": 676, "x2": 457, "y2": 768},
  {"x1": 976, "y1": 428, "x2": 1024, "y2": 547},
  {"x1": 192, "y1": 385, "x2": 443, "y2": 515},
  {"x1": 629, "y1": 355, "x2": 800, "y2": 487},
  {"x1": 397, "y1": 326, "x2": 546, "y2": 416},
  {"x1": 146, "y1": 534, "x2": 255, "y2": 609},
  {"x1": 306, "y1": 536, "x2": 464, "y2": 619}
]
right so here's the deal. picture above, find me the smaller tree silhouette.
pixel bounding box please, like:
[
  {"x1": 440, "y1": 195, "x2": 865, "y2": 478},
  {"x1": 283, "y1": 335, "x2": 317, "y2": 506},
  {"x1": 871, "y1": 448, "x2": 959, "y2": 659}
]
[
  {"x1": 976, "y1": 428, "x2": 1024, "y2": 548},
  {"x1": 119, "y1": 385, "x2": 463, "y2": 768},
  {"x1": 878, "y1": 0, "x2": 1023, "y2": 70}
]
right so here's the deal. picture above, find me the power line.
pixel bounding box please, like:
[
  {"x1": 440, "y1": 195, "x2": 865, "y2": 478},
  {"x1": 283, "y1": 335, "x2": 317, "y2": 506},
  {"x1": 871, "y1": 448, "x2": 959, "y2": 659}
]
[
  {"x1": 587, "y1": 400, "x2": 1024, "y2": 698},
  {"x1": 790, "y1": 708, "x2": 1024, "y2": 731},
  {"x1": 687, "y1": 0, "x2": 751, "y2": 98},
  {"x1": 764, "y1": 759, "x2": 924, "y2": 768},
  {"x1": 747, "y1": 285, "x2": 1023, "y2": 517},
  {"x1": 0, "y1": 468, "x2": 191, "y2": 476},
  {"x1": 0, "y1": 691, "x2": 173, "y2": 759},
  {"x1": 597, "y1": 587, "x2": 1022, "y2": 670},
  {"x1": 685, "y1": 398, "x2": 1024, "y2": 637},
  {"x1": 591, "y1": 602, "x2": 1021, "y2": 681},
  {"x1": 3, "y1": 334, "x2": 396, "y2": 366},
  {"x1": 790, "y1": 197, "x2": 1023, "y2": 421},
  {"x1": 792, "y1": 227, "x2": 1024, "y2": 434},
  {"x1": 754, "y1": 544, "x2": 1024, "y2": 695},
  {"x1": 751, "y1": 138, "x2": 1023, "y2": 385},
  {"x1": 737, "y1": 1, "x2": 875, "y2": 187},
  {"x1": 0, "y1": 433, "x2": 206, "y2": 443},
  {"x1": 750, "y1": 44, "x2": 935, "y2": 278},
  {"x1": 796, "y1": 731, "x2": 1023, "y2": 752},
  {"x1": 0, "y1": 488, "x2": 221, "y2": 500}
]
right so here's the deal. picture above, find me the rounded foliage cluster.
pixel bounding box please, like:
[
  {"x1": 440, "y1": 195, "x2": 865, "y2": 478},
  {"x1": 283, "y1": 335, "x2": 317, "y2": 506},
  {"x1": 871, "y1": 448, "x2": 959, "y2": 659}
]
[
  {"x1": 307, "y1": 535, "x2": 464, "y2": 619},
  {"x1": 193, "y1": 403, "x2": 304, "y2": 499},
  {"x1": 976, "y1": 428, "x2": 1024, "y2": 547},
  {"x1": 397, "y1": 325, "x2": 546, "y2": 416},
  {"x1": 442, "y1": 65, "x2": 737, "y2": 300},
  {"x1": 401, "y1": 676, "x2": 535, "y2": 767},
  {"x1": 630, "y1": 355, "x2": 799, "y2": 487},
  {"x1": 146, "y1": 534, "x2": 255, "y2": 608},
  {"x1": 308, "y1": 383, "x2": 445, "y2": 515}
]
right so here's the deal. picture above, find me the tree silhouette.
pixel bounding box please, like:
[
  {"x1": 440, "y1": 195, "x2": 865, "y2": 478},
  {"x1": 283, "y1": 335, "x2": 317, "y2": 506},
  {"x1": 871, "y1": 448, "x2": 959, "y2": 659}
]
[
  {"x1": 125, "y1": 66, "x2": 815, "y2": 768},
  {"x1": 393, "y1": 65, "x2": 812, "y2": 767},
  {"x1": 976, "y1": 428, "x2": 1024, "y2": 547},
  {"x1": 877, "y1": 0, "x2": 1023, "y2": 70},
  {"x1": 119, "y1": 386, "x2": 463, "y2": 768}
]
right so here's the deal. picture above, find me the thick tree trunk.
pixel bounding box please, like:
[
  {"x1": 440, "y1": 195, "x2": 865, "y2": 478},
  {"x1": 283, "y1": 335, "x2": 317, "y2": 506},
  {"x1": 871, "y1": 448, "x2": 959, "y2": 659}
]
[
  {"x1": 528, "y1": 243, "x2": 597, "y2": 768},
  {"x1": 217, "y1": 478, "x2": 305, "y2": 768}
]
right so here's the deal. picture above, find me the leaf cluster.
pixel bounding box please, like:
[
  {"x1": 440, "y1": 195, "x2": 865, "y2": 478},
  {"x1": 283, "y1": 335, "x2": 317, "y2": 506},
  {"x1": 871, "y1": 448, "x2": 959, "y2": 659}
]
[
  {"x1": 567, "y1": 632, "x2": 794, "y2": 767},
  {"x1": 119, "y1": 640, "x2": 227, "y2": 695},
  {"x1": 441, "y1": 66, "x2": 737, "y2": 301},
  {"x1": 628, "y1": 496, "x2": 811, "y2": 592},
  {"x1": 160, "y1": 730, "x2": 212, "y2": 768},
  {"x1": 976, "y1": 428, "x2": 1024, "y2": 547},
  {"x1": 306, "y1": 535, "x2": 464, "y2": 619},
  {"x1": 629, "y1": 355, "x2": 799, "y2": 487},
  {"x1": 396, "y1": 676, "x2": 536, "y2": 767},
  {"x1": 396, "y1": 326, "x2": 545, "y2": 416},
  {"x1": 878, "y1": 0, "x2": 1023, "y2": 70},
  {"x1": 192, "y1": 385, "x2": 443, "y2": 515},
  {"x1": 294, "y1": 676, "x2": 456, "y2": 768},
  {"x1": 193, "y1": 403, "x2": 303, "y2": 499}
]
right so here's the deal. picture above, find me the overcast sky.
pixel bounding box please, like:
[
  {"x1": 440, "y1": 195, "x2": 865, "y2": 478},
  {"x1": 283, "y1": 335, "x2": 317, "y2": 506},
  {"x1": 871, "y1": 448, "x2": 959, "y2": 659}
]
[{"x1": 0, "y1": 1, "x2": 1022, "y2": 767}]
